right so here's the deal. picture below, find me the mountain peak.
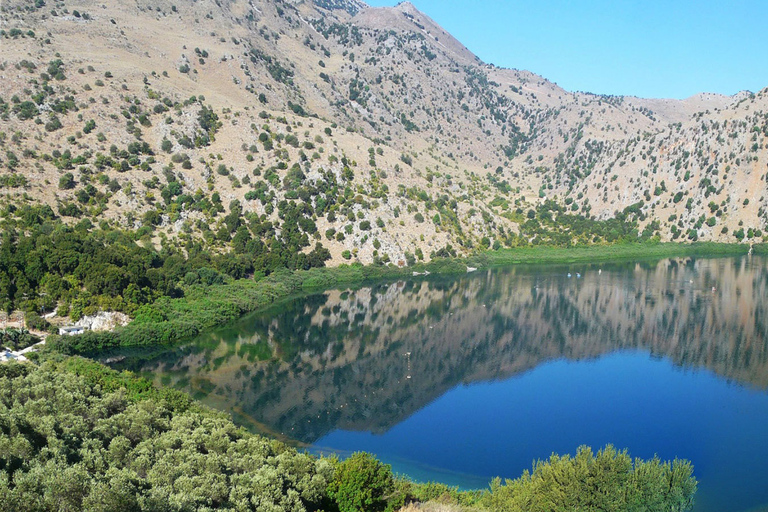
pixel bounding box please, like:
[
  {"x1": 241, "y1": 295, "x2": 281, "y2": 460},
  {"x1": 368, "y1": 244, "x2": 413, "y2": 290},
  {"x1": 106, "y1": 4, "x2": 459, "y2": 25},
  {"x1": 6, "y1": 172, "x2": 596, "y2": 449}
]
[
  {"x1": 354, "y1": 0, "x2": 478, "y2": 63},
  {"x1": 394, "y1": 1, "x2": 418, "y2": 13}
]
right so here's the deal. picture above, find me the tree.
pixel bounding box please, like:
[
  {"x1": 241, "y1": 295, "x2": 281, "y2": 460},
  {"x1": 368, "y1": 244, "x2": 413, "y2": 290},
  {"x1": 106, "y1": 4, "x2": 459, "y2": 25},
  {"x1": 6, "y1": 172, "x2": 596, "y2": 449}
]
[
  {"x1": 197, "y1": 105, "x2": 220, "y2": 140},
  {"x1": 47, "y1": 59, "x2": 65, "y2": 80},
  {"x1": 14, "y1": 100, "x2": 38, "y2": 120}
]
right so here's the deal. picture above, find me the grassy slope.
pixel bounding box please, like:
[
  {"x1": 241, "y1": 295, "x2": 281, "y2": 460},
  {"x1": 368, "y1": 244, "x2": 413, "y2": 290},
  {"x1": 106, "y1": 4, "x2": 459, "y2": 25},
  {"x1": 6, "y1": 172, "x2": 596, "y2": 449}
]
[{"x1": 485, "y1": 241, "x2": 749, "y2": 266}]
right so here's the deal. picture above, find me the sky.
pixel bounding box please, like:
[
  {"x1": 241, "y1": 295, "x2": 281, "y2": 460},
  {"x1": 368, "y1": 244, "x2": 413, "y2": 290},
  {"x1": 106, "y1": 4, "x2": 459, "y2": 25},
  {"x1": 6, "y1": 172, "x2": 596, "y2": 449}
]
[{"x1": 363, "y1": 0, "x2": 768, "y2": 100}]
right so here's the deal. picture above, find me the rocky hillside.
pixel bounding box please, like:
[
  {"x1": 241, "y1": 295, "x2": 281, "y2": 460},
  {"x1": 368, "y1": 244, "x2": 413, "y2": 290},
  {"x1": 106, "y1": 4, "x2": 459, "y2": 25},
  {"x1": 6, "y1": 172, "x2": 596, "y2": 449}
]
[{"x1": 1, "y1": 0, "x2": 767, "y2": 266}]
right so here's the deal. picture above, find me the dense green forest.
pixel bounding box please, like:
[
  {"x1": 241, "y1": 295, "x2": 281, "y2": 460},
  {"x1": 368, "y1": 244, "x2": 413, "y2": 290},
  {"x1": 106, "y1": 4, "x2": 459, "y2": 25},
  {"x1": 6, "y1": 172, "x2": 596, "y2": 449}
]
[
  {"x1": 0, "y1": 203, "x2": 330, "y2": 322},
  {"x1": 0, "y1": 358, "x2": 697, "y2": 511}
]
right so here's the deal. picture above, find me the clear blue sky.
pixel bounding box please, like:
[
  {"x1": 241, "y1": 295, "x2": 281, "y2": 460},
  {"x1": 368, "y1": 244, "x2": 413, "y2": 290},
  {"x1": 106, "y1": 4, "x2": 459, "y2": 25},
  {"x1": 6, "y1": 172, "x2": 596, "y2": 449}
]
[{"x1": 364, "y1": 0, "x2": 768, "y2": 99}]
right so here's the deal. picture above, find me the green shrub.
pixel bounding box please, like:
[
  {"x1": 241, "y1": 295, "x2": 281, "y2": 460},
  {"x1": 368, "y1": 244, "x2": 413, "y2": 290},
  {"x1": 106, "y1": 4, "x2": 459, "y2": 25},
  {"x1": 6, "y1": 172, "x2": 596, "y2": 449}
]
[
  {"x1": 58, "y1": 172, "x2": 75, "y2": 189},
  {"x1": 424, "y1": 257, "x2": 466, "y2": 274},
  {"x1": 400, "y1": 480, "x2": 481, "y2": 507},
  {"x1": 328, "y1": 452, "x2": 395, "y2": 512},
  {"x1": 45, "y1": 115, "x2": 62, "y2": 132},
  {"x1": 481, "y1": 445, "x2": 696, "y2": 512},
  {"x1": 24, "y1": 312, "x2": 52, "y2": 333}
]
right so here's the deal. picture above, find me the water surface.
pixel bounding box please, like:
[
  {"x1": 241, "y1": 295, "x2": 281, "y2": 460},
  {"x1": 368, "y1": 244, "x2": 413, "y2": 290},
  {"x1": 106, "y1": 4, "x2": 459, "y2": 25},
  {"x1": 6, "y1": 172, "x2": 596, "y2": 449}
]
[{"x1": 112, "y1": 256, "x2": 768, "y2": 512}]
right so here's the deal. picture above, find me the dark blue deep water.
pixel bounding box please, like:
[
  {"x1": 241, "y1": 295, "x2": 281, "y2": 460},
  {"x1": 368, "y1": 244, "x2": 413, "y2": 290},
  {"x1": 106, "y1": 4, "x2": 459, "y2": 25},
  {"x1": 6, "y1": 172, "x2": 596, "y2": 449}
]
[
  {"x1": 112, "y1": 256, "x2": 768, "y2": 512},
  {"x1": 313, "y1": 352, "x2": 768, "y2": 512}
]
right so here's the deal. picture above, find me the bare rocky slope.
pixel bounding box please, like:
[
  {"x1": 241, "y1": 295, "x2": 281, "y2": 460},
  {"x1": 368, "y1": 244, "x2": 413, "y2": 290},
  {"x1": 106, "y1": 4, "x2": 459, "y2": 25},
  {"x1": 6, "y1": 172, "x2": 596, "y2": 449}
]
[{"x1": 1, "y1": 0, "x2": 768, "y2": 266}]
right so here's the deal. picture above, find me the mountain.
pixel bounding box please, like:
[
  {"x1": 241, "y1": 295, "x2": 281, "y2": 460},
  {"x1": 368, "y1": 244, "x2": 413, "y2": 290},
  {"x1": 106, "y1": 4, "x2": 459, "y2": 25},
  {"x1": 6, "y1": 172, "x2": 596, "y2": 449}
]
[{"x1": 1, "y1": 0, "x2": 768, "y2": 266}]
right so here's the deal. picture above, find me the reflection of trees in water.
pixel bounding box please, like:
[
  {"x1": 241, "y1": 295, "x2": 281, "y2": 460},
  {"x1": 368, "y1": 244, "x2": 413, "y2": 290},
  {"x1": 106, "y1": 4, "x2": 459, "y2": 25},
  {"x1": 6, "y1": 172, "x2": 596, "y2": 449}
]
[{"x1": 114, "y1": 257, "x2": 768, "y2": 444}]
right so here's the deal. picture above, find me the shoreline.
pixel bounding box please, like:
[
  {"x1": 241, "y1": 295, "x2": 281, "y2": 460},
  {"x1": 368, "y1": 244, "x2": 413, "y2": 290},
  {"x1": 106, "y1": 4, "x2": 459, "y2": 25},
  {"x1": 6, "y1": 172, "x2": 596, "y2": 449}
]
[{"x1": 46, "y1": 242, "x2": 753, "y2": 356}]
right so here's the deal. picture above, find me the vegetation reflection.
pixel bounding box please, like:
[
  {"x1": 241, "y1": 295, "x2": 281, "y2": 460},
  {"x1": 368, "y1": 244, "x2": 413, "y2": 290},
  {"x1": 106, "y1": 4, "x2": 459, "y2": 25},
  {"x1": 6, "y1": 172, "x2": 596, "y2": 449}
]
[{"x1": 112, "y1": 256, "x2": 768, "y2": 444}]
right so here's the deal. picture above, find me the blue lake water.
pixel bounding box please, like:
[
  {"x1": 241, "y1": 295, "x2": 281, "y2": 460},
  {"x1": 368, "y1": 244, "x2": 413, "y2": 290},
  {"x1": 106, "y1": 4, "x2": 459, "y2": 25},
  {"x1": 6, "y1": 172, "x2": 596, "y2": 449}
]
[
  {"x1": 313, "y1": 352, "x2": 768, "y2": 512},
  {"x1": 111, "y1": 256, "x2": 768, "y2": 512}
]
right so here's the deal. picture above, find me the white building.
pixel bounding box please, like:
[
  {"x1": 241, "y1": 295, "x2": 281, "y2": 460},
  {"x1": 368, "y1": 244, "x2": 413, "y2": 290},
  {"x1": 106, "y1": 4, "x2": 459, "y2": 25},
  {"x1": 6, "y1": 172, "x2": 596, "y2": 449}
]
[{"x1": 59, "y1": 326, "x2": 87, "y2": 336}]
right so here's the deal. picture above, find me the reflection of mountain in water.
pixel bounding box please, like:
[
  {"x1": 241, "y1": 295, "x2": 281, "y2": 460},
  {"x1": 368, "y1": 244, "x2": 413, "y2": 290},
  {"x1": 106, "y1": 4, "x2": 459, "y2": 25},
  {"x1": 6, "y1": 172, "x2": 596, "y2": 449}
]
[{"x1": 113, "y1": 256, "x2": 768, "y2": 444}]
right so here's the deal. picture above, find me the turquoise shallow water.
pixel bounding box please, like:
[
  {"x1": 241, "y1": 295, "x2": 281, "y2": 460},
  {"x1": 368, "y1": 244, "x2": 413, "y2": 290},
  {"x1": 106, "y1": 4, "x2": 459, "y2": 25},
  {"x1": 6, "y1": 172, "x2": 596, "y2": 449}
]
[{"x1": 112, "y1": 256, "x2": 768, "y2": 512}]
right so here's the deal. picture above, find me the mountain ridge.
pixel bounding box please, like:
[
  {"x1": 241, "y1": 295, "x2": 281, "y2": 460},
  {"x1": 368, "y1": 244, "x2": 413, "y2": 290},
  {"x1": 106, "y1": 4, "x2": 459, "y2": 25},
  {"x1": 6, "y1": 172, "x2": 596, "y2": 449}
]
[{"x1": 1, "y1": 0, "x2": 767, "y2": 267}]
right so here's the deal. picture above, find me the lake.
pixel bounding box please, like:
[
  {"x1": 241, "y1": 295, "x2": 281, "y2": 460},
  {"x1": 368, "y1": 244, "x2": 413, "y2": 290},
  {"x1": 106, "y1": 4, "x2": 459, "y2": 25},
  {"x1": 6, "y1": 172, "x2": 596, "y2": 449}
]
[{"x1": 110, "y1": 256, "x2": 768, "y2": 512}]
